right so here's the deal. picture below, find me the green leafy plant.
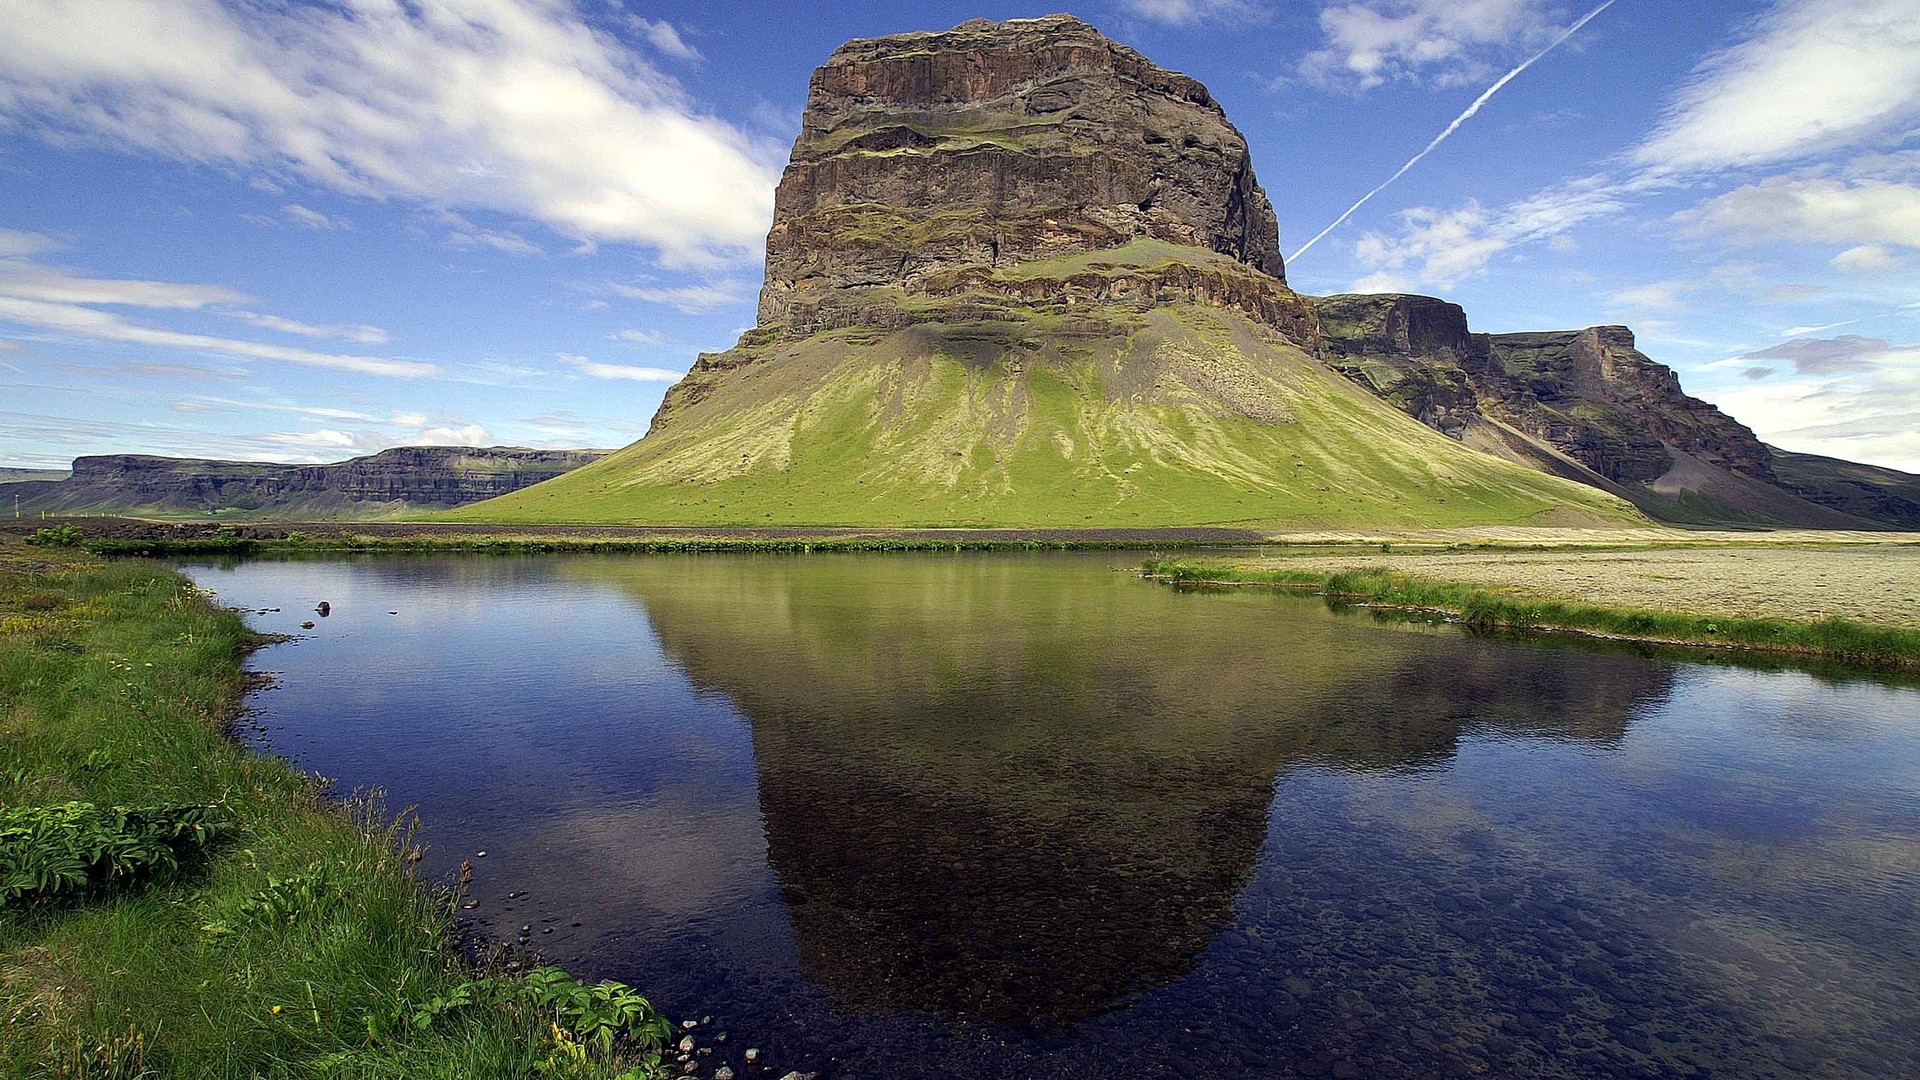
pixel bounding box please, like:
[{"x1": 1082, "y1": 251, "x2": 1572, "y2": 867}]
[
  {"x1": 0, "y1": 801, "x2": 227, "y2": 906},
  {"x1": 407, "y1": 966, "x2": 672, "y2": 1064},
  {"x1": 23, "y1": 525, "x2": 85, "y2": 549}
]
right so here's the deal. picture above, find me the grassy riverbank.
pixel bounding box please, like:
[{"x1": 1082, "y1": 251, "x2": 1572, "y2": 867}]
[
  {"x1": 0, "y1": 541, "x2": 674, "y2": 1078},
  {"x1": 1144, "y1": 555, "x2": 1920, "y2": 670}
]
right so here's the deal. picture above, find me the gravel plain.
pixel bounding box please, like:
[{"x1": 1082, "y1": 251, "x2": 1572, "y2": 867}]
[{"x1": 1246, "y1": 544, "x2": 1920, "y2": 628}]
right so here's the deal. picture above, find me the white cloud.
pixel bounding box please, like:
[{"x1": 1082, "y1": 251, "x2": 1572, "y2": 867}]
[
  {"x1": 0, "y1": 257, "x2": 246, "y2": 309},
  {"x1": 1301, "y1": 0, "x2": 1558, "y2": 90},
  {"x1": 613, "y1": 328, "x2": 667, "y2": 346},
  {"x1": 221, "y1": 310, "x2": 389, "y2": 344},
  {"x1": 631, "y1": 18, "x2": 700, "y2": 62},
  {"x1": 1710, "y1": 335, "x2": 1920, "y2": 470},
  {"x1": 0, "y1": 0, "x2": 780, "y2": 267},
  {"x1": 1605, "y1": 280, "x2": 1695, "y2": 313},
  {"x1": 171, "y1": 395, "x2": 420, "y2": 423},
  {"x1": 1634, "y1": 0, "x2": 1920, "y2": 173},
  {"x1": 559, "y1": 353, "x2": 683, "y2": 382},
  {"x1": 1347, "y1": 178, "x2": 1625, "y2": 289},
  {"x1": 1117, "y1": 0, "x2": 1262, "y2": 25},
  {"x1": 0, "y1": 252, "x2": 433, "y2": 377},
  {"x1": 0, "y1": 228, "x2": 60, "y2": 258},
  {"x1": 1678, "y1": 174, "x2": 1920, "y2": 251},
  {"x1": 415, "y1": 423, "x2": 491, "y2": 445},
  {"x1": 1831, "y1": 244, "x2": 1905, "y2": 272},
  {"x1": 281, "y1": 203, "x2": 349, "y2": 231},
  {"x1": 607, "y1": 280, "x2": 749, "y2": 313},
  {"x1": 447, "y1": 228, "x2": 543, "y2": 256}
]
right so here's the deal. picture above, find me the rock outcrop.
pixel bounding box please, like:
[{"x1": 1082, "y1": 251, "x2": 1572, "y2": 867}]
[
  {"x1": 757, "y1": 14, "x2": 1287, "y2": 333},
  {"x1": 12, "y1": 446, "x2": 606, "y2": 518},
  {"x1": 1312, "y1": 293, "x2": 1885, "y2": 527}
]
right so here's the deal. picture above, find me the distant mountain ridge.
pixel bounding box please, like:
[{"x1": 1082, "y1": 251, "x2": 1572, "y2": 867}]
[
  {"x1": 9, "y1": 446, "x2": 606, "y2": 519},
  {"x1": 1311, "y1": 293, "x2": 1899, "y2": 528}
]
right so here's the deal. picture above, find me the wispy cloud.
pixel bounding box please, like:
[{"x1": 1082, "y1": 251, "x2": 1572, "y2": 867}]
[
  {"x1": 1116, "y1": 0, "x2": 1263, "y2": 26},
  {"x1": 281, "y1": 203, "x2": 350, "y2": 231},
  {"x1": 1710, "y1": 334, "x2": 1920, "y2": 470},
  {"x1": 1300, "y1": 0, "x2": 1565, "y2": 91},
  {"x1": 559, "y1": 353, "x2": 683, "y2": 382},
  {"x1": 0, "y1": 243, "x2": 433, "y2": 377},
  {"x1": 1343, "y1": 176, "x2": 1626, "y2": 289},
  {"x1": 446, "y1": 228, "x2": 543, "y2": 257},
  {"x1": 630, "y1": 18, "x2": 701, "y2": 63},
  {"x1": 0, "y1": 228, "x2": 60, "y2": 258},
  {"x1": 1676, "y1": 172, "x2": 1920, "y2": 251},
  {"x1": 1634, "y1": 0, "x2": 1920, "y2": 173},
  {"x1": 221, "y1": 310, "x2": 389, "y2": 344},
  {"x1": 606, "y1": 280, "x2": 750, "y2": 314},
  {"x1": 0, "y1": 0, "x2": 780, "y2": 266},
  {"x1": 1290, "y1": 0, "x2": 1616, "y2": 263},
  {"x1": 612, "y1": 328, "x2": 667, "y2": 346}
]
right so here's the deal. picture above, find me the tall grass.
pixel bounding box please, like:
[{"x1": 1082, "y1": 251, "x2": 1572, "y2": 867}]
[
  {"x1": 0, "y1": 543, "x2": 670, "y2": 1078},
  {"x1": 1143, "y1": 559, "x2": 1920, "y2": 671}
]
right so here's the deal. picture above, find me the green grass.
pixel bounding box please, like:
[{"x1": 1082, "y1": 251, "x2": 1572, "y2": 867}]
[
  {"x1": 1142, "y1": 558, "x2": 1920, "y2": 670},
  {"x1": 451, "y1": 300, "x2": 1640, "y2": 529},
  {"x1": 0, "y1": 542, "x2": 674, "y2": 1078}
]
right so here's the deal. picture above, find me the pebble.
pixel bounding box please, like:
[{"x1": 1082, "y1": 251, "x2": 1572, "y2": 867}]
[
  {"x1": 777, "y1": 1073, "x2": 817, "y2": 1080},
  {"x1": 679, "y1": 1036, "x2": 695, "y2": 1053},
  {"x1": 476, "y1": 851, "x2": 487, "y2": 858},
  {"x1": 682, "y1": 1020, "x2": 699, "y2": 1030},
  {"x1": 715, "y1": 1070, "x2": 734, "y2": 1080},
  {"x1": 744, "y1": 1049, "x2": 760, "y2": 1064}
]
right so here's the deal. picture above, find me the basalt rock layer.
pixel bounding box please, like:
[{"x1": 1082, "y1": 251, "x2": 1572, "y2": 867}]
[
  {"x1": 1312, "y1": 293, "x2": 1885, "y2": 528},
  {"x1": 758, "y1": 15, "x2": 1286, "y2": 332},
  {"x1": 12, "y1": 446, "x2": 606, "y2": 519}
]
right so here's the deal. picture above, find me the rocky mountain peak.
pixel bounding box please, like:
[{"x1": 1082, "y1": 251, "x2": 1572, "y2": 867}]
[{"x1": 757, "y1": 14, "x2": 1286, "y2": 330}]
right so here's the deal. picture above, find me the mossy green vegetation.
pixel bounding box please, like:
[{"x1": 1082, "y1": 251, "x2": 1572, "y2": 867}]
[
  {"x1": 0, "y1": 541, "x2": 674, "y2": 1078},
  {"x1": 1142, "y1": 558, "x2": 1920, "y2": 670},
  {"x1": 454, "y1": 304, "x2": 1639, "y2": 529}
]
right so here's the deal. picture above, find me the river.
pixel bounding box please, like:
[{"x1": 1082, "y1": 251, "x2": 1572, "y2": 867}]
[{"x1": 183, "y1": 552, "x2": 1920, "y2": 1079}]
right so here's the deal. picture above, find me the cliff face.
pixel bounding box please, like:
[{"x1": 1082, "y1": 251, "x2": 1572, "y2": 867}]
[
  {"x1": 14, "y1": 446, "x2": 605, "y2": 518},
  {"x1": 1310, "y1": 293, "x2": 1885, "y2": 527},
  {"x1": 757, "y1": 14, "x2": 1286, "y2": 333}
]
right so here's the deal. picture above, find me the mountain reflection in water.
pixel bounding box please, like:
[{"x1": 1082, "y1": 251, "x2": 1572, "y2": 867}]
[
  {"x1": 624, "y1": 556, "x2": 1671, "y2": 1030},
  {"x1": 185, "y1": 553, "x2": 1920, "y2": 1080}
]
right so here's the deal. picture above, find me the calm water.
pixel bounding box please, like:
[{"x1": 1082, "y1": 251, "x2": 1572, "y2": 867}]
[{"x1": 184, "y1": 553, "x2": 1920, "y2": 1080}]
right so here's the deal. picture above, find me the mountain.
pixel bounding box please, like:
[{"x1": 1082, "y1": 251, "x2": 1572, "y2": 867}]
[
  {"x1": 1769, "y1": 449, "x2": 1920, "y2": 530},
  {"x1": 459, "y1": 15, "x2": 1635, "y2": 529},
  {"x1": 9, "y1": 446, "x2": 605, "y2": 519},
  {"x1": 1312, "y1": 293, "x2": 1884, "y2": 528},
  {"x1": 0, "y1": 468, "x2": 67, "y2": 485}
]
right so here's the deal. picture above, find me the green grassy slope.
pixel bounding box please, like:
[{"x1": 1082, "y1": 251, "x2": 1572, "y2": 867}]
[{"x1": 458, "y1": 303, "x2": 1638, "y2": 528}]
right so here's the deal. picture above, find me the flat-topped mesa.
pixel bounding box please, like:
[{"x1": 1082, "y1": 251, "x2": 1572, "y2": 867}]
[{"x1": 757, "y1": 14, "x2": 1289, "y2": 333}]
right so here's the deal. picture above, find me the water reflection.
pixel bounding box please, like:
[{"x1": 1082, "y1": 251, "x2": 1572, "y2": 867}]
[
  {"x1": 610, "y1": 556, "x2": 1673, "y2": 1028},
  {"x1": 184, "y1": 553, "x2": 1920, "y2": 1080}
]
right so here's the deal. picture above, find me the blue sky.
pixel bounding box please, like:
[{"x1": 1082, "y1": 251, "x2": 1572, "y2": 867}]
[{"x1": 2, "y1": 0, "x2": 1917, "y2": 471}]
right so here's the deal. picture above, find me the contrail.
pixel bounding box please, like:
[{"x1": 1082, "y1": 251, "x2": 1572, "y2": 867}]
[{"x1": 1288, "y1": 0, "x2": 1618, "y2": 265}]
